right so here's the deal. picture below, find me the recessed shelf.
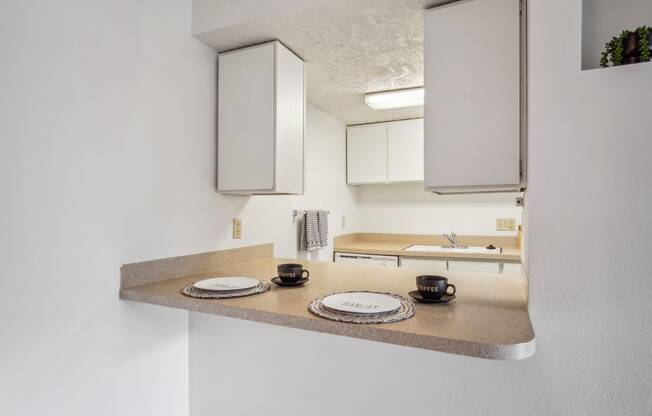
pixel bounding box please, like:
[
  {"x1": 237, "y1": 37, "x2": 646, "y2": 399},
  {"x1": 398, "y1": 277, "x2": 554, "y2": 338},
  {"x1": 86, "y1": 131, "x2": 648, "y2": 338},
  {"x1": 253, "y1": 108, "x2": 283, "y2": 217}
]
[{"x1": 582, "y1": 0, "x2": 652, "y2": 71}]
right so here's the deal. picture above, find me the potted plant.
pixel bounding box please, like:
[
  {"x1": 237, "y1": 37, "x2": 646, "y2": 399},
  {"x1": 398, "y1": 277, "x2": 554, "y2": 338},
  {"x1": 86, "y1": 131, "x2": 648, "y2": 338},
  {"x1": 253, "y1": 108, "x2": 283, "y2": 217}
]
[
  {"x1": 623, "y1": 30, "x2": 639, "y2": 64},
  {"x1": 600, "y1": 31, "x2": 627, "y2": 68},
  {"x1": 600, "y1": 26, "x2": 651, "y2": 68},
  {"x1": 637, "y1": 26, "x2": 651, "y2": 63}
]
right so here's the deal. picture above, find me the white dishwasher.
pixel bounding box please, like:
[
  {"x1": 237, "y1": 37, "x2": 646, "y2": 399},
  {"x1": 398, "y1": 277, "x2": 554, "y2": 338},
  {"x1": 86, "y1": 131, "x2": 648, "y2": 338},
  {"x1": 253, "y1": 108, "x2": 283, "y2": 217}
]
[{"x1": 334, "y1": 252, "x2": 399, "y2": 267}]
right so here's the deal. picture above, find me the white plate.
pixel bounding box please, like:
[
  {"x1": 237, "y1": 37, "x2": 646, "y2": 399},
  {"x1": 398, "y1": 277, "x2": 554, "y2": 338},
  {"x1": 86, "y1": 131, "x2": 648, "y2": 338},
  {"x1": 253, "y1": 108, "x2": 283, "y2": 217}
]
[
  {"x1": 321, "y1": 292, "x2": 401, "y2": 315},
  {"x1": 193, "y1": 277, "x2": 260, "y2": 292}
]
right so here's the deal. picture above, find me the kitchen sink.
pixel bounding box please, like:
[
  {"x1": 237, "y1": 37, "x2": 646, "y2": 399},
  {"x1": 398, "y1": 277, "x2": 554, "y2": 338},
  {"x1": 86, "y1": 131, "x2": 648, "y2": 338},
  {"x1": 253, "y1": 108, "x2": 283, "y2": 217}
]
[{"x1": 403, "y1": 244, "x2": 501, "y2": 254}]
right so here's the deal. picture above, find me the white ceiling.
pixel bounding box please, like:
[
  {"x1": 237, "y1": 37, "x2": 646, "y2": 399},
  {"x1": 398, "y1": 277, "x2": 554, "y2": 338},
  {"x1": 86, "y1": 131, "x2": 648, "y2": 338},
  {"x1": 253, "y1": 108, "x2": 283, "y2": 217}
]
[{"x1": 194, "y1": 0, "x2": 446, "y2": 125}]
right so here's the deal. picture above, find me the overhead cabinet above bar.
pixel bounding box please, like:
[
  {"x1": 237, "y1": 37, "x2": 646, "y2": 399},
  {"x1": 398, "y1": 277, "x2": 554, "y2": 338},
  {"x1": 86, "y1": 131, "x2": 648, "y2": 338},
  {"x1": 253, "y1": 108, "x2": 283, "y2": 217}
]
[
  {"x1": 217, "y1": 41, "x2": 305, "y2": 195},
  {"x1": 424, "y1": 0, "x2": 526, "y2": 193}
]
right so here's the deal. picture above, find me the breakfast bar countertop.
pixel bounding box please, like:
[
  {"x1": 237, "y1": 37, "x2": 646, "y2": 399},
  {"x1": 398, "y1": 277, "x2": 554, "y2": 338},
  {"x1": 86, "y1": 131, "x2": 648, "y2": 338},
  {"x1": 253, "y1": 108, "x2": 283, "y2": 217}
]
[{"x1": 120, "y1": 245, "x2": 534, "y2": 361}]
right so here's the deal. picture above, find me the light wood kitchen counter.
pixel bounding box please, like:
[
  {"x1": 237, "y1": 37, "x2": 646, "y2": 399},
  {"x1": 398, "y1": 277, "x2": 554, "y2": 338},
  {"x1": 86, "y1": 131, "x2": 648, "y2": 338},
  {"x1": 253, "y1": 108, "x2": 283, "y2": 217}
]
[
  {"x1": 334, "y1": 233, "x2": 521, "y2": 261},
  {"x1": 120, "y1": 245, "x2": 534, "y2": 360}
]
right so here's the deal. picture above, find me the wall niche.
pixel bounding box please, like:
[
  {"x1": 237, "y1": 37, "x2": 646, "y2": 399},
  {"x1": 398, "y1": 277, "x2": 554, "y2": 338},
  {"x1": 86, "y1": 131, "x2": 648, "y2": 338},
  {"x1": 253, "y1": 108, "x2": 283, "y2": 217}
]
[{"x1": 582, "y1": 0, "x2": 652, "y2": 70}]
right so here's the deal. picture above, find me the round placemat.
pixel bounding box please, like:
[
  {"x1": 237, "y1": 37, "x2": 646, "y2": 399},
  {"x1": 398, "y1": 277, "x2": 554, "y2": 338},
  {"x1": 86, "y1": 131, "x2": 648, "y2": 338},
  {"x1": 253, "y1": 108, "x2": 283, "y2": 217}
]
[
  {"x1": 181, "y1": 281, "x2": 270, "y2": 299},
  {"x1": 308, "y1": 291, "x2": 415, "y2": 324}
]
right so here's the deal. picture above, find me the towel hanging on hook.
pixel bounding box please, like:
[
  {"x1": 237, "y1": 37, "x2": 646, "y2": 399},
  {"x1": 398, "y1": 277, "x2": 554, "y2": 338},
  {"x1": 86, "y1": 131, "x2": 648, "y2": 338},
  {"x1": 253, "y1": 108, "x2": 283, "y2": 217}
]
[{"x1": 297, "y1": 210, "x2": 329, "y2": 251}]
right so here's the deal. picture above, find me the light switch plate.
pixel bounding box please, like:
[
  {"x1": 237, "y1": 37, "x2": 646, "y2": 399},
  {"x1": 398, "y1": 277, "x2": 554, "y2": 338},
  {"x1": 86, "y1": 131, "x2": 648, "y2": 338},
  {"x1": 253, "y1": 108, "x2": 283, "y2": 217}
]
[
  {"x1": 233, "y1": 218, "x2": 242, "y2": 239},
  {"x1": 496, "y1": 218, "x2": 516, "y2": 231}
]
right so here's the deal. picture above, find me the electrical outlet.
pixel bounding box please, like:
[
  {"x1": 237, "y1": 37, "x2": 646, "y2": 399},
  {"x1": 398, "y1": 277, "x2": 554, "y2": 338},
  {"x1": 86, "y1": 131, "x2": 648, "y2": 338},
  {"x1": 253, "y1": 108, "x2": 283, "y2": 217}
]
[
  {"x1": 341, "y1": 216, "x2": 346, "y2": 229},
  {"x1": 496, "y1": 218, "x2": 516, "y2": 232},
  {"x1": 232, "y1": 218, "x2": 242, "y2": 239}
]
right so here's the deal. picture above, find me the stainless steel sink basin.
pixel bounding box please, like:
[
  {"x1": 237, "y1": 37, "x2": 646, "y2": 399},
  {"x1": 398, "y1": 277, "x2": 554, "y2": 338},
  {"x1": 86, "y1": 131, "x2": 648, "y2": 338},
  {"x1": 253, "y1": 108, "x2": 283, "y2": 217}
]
[{"x1": 403, "y1": 244, "x2": 501, "y2": 254}]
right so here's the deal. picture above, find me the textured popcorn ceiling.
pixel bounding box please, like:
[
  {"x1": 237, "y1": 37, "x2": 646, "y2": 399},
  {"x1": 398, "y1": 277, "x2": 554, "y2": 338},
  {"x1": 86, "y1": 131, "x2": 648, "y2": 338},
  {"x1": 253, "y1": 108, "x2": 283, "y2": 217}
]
[{"x1": 195, "y1": 0, "x2": 447, "y2": 125}]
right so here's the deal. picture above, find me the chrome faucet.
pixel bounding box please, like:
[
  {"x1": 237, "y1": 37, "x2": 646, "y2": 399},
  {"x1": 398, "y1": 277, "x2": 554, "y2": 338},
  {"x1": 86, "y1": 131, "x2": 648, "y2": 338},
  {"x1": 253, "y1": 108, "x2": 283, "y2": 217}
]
[
  {"x1": 442, "y1": 232, "x2": 468, "y2": 248},
  {"x1": 443, "y1": 232, "x2": 458, "y2": 246}
]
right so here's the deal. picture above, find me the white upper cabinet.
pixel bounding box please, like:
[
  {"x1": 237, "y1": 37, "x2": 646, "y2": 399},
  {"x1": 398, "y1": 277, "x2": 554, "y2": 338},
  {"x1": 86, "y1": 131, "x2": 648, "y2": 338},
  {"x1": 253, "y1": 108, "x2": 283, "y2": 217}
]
[
  {"x1": 424, "y1": 0, "x2": 524, "y2": 193},
  {"x1": 347, "y1": 123, "x2": 388, "y2": 184},
  {"x1": 218, "y1": 41, "x2": 305, "y2": 194},
  {"x1": 387, "y1": 119, "x2": 424, "y2": 183},
  {"x1": 347, "y1": 119, "x2": 424, "y2": 185}
]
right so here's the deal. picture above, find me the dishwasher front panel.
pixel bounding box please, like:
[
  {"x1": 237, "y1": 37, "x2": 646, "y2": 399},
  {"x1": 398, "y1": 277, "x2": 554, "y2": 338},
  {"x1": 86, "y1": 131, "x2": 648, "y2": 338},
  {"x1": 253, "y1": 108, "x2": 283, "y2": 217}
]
[{"x1": 334, "y1": 253, "x2": 399, "y2": 267}]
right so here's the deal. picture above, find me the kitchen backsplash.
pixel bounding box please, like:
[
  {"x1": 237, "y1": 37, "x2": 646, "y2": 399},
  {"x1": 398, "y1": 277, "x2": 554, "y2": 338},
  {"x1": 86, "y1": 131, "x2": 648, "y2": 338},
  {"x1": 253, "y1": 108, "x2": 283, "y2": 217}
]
[{"x1": 355, "y1": 183, "x2": 522, "y2": 236}]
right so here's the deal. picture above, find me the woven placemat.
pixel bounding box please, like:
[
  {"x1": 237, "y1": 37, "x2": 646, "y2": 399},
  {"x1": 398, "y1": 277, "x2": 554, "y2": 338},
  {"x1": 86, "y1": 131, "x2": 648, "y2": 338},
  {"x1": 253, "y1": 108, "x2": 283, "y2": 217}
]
[
  {"x1": 308, "y1": 291, "x2": 415, "y2": 324},
  {"x1": 181, "y1": 281, "x2": 270, "y2": 299}
]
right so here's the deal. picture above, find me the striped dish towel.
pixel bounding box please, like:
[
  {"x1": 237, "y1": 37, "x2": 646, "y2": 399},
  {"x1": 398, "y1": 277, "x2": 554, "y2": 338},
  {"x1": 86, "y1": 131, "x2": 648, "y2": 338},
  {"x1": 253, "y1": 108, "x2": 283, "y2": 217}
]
[
  {"x1": 318, "y1": 210, "x2": 328, "y2": 248},
  {"x1": 299, "y1": 210, "x2": 321, "y2": 251}
]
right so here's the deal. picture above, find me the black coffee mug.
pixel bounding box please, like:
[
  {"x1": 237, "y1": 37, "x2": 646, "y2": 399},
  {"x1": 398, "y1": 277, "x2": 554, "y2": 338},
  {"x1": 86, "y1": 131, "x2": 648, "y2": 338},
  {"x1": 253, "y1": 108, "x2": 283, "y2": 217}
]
[
  {"x1": 277, "y1": 263, "x2": 309, "y2": 282},
  {"x1": 416, "y1": 275, "x2": 456, "y2": 300}
]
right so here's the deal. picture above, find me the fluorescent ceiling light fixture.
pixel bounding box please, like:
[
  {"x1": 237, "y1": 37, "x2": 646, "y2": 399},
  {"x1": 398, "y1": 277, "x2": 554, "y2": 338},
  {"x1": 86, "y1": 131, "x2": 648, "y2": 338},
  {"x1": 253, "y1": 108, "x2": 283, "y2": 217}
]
[{"x1": 365, "y1": 87, "x2": 424, "y2": 110}]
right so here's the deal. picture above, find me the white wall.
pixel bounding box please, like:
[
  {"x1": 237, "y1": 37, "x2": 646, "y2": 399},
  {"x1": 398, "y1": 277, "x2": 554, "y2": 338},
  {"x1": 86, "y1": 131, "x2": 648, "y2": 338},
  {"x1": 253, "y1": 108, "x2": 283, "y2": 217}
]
[
  {"x1": 0, "y1": 1, "x2": 215, "y2": 414},
  {"x1": 526, "y1": 0, "x2": 652, "y2": 412},
  {"x1": 356, "y1": 184, "x2": 522, "y2": 236},
  {"x1": 0, "y1": 1, "x2": 354, "y2": 415},
  {"x1": 582, "y1": 0, "x2": 652, "y2": 69},
  {"x1": 189, "y1": 1, "x2": 652, "y2": 415}
]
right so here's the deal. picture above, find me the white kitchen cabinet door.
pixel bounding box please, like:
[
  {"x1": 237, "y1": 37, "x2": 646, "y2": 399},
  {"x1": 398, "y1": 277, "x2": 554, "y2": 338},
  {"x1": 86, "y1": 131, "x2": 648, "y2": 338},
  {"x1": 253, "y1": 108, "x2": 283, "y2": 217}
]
[
  {"x1": 502, "y1": 262, "x2": 522, "y2": 276},
  {"x1": 218, "y1": 41, "x2": 304, "y2": 195},
  {"x1": 448, "y1": 260, "x2": 500, "y2": 274},
  {"x1": 424, "y1": 0, "x2": 522, "y2": 193},
  {"x1": 346, "y1": 123, "x2": 387, "y2": 184},
  {"x1": 387, "y1": 119, "x2": 424, "y2": 183},
  {"x1": 400, "y1": 258, "x2": 448, "y2": 274}
]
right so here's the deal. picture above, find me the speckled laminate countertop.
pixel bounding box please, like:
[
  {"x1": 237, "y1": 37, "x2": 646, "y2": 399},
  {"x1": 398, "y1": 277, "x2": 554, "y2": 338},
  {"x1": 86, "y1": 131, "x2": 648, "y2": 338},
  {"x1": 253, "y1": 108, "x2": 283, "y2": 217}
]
[{"x1": 120, "y1": 245, "x2": 534, "y2": 360}]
